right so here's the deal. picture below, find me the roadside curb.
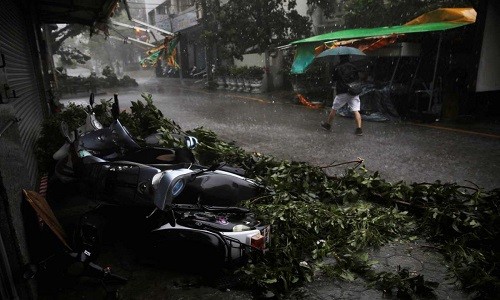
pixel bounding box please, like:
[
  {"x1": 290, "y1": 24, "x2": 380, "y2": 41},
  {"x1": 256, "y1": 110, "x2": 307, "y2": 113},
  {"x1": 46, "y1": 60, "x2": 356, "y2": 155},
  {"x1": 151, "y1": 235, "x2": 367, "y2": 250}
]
[{"x1": 409, "y1": 122, "x2": 500, "y2": 139}]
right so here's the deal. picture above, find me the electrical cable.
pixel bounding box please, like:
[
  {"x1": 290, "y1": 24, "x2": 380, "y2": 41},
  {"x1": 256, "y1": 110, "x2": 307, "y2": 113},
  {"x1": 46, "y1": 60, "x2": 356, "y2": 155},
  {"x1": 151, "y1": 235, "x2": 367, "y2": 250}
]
[{"x1": 109, "y1": 26, "x2": 130, "y2": 40}]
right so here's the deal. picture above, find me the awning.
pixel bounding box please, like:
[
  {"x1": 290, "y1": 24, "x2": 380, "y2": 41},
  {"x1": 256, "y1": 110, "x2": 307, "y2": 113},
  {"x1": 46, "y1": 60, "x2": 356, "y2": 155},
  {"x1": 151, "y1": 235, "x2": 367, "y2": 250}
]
[
  {"x1": 405, "y1": 7, "x2": 477, "y2": 26},
  {"x1": 290, "y1": 8, "x2": 476, "y2": 74},
  {"x1": 291, "y1": 22, "x2": 469, "y2": 45},
  {"x1": 37, "y1": 0, "x2": 118, "y2": 25}
]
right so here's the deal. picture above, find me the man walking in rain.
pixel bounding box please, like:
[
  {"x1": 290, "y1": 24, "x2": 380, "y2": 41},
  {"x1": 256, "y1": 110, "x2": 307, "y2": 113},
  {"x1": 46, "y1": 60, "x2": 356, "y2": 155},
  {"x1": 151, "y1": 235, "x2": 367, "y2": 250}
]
[{"x1": 321, "y1": 55, "x2": 363, "y2": 135}]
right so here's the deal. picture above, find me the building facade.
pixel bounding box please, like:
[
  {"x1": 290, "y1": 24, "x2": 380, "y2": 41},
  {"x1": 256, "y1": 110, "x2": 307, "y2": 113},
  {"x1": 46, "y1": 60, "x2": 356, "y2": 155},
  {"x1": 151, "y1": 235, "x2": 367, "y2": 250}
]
[{"x1": 146, "y1": 0, "x2": 204, "y2": 76}]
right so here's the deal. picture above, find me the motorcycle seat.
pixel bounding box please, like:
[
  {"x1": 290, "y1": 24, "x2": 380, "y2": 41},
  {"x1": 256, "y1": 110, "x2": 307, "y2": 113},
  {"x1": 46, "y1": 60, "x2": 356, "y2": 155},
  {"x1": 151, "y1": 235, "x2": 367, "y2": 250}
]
[
  {"x1": 119, "y1": 148, "x2": 177, "y2": 164},
  {"x1": 82, "y1": 155, "x2": 107, "y2": 164},
  {"x1": 202, "y1": 206, "x2": 250, "y2": 214}
]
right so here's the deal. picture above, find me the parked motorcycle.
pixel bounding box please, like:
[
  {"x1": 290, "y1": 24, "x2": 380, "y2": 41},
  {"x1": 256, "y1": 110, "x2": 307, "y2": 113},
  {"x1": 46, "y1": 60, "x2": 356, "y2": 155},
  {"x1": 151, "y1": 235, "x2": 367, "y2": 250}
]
[
  {"x1": 166, "y1": 67, "x2": 179, "y2": 78},
  {"x1": 155, "y1": 62, "x2": 179, "y2": 78}
]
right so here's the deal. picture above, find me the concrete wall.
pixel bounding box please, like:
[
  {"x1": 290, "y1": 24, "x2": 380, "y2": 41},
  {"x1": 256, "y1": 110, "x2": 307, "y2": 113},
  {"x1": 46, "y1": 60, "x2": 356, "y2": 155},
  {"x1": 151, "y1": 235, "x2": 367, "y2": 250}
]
[
  {"x1": 234, "y1": 53, "x2": 266, "y2": 68},
  {"x1": 235, "y1": 52, "x2": 285, "y2": 90}
]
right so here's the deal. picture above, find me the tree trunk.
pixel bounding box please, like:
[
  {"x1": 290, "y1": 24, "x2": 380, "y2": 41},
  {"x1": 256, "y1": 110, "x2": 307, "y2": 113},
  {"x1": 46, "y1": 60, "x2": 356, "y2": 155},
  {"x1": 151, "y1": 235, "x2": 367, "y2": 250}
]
[{"x1": 265, "y1": 50, "x2": 274, "y2": 92}]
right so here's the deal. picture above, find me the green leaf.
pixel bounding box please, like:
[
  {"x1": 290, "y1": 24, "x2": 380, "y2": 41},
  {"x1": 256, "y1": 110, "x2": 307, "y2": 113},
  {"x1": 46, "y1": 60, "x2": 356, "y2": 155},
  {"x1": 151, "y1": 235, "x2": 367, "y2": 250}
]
[
  {"x1": 340, "y1": 271, "x2": 355, "y2": 281},
  {"x1": 451, "y1": 222, "x2": 461, "y2": 233}
]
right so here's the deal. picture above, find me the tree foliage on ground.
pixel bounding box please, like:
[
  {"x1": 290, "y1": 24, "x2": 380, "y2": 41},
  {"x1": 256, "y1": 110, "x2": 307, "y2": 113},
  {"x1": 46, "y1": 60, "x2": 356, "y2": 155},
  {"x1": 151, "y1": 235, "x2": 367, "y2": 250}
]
[
  {"x1": 200, "y1": 0, "x2": 312, "y2": 60},
  {"x1": 306, "y1": 0, "x2": 478, "y2": 28}
]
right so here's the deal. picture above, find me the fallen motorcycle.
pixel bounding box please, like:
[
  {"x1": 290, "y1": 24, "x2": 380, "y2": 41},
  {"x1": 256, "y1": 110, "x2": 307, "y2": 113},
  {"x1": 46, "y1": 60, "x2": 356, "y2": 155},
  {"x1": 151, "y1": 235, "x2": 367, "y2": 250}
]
[
  {"x1": 54, "y1": 93, "x2": 200, "y2": 182},
  {"x1": 52, "y1": 109, "x2": 270, "y2": 268}
]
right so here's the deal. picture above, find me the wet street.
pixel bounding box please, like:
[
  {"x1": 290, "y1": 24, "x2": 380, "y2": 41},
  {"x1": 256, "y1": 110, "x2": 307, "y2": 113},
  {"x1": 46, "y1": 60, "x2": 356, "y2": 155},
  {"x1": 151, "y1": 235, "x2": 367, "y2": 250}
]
[{"x1": 65, "y1": 73, "x2": 500, "y2": 191}]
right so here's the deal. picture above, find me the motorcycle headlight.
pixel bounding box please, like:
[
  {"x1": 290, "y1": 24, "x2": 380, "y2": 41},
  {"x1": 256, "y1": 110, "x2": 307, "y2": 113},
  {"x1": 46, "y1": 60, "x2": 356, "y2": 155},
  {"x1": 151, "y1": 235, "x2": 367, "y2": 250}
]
[
  {"x1": 171, "y1": 179, "x2": 185, "y2": 197},
  {"x1": 185, "y1": 136, "x2": 198, "y2": 149},
  {"x1": 233, "y1": 224, "x2": 252, "y2": 232},
  {"x1": 152, "y1": 169, "x2": 193, "y2": 210},
  {"x1": 91, "y1": 117, "x2": 103, "y2": 130}
]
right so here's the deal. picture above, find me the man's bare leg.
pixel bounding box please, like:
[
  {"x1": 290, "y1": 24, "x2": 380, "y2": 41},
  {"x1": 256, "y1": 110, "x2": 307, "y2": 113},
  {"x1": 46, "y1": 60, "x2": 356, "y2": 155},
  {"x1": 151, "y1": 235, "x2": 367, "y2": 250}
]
[
  {"x1": 353, "y1": 111, "x2": 363, "y2": 135},
  {"x1": 327, "y1": 109, "x2": 337, "y2": 124}
]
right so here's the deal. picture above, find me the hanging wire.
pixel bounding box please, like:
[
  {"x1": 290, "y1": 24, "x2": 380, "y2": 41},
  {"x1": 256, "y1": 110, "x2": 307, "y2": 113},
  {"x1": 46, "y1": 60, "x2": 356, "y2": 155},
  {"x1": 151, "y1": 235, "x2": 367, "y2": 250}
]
[{"x1": 109, "y1": 26, "x2": 129, "y2": 40}]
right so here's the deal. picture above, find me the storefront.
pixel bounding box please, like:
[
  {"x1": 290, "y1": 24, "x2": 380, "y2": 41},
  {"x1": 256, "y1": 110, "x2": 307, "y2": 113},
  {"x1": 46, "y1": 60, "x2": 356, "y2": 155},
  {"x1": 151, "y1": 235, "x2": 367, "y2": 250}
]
[
  {"x1": 178, "y1": 24, "x2": 205, "y2": 76},
  {"x1": 171, "y1": 7, "x2": 205, "y2": 77}
]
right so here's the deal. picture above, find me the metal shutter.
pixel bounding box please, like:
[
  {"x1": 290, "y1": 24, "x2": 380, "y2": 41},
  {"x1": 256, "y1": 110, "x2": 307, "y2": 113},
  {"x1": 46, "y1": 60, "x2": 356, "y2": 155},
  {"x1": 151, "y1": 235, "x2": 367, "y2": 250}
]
[{"x1": 0, "y1": 0, "x2": 46, "y2": 185}]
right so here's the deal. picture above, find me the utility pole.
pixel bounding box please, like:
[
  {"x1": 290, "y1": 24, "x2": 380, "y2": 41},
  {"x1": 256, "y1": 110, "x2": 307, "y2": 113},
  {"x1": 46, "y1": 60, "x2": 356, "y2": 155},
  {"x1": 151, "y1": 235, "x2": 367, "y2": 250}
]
[
  {"x1": 165, "y1": 2, "x2": 183, "y2": 79},
  {"x1": 42, "y1": 24, "x2": 60, "y2": 107},
  {"x1": 200, "y1": 0, "x2": 218, "y2": 89}
]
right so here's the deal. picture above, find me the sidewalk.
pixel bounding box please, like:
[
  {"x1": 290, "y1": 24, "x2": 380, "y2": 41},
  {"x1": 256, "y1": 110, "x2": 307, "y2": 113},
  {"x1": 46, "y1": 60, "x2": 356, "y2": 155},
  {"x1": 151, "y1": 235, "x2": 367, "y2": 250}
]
[{"x1": 294, "y1": 240, "x2": 467, "y2": 300}]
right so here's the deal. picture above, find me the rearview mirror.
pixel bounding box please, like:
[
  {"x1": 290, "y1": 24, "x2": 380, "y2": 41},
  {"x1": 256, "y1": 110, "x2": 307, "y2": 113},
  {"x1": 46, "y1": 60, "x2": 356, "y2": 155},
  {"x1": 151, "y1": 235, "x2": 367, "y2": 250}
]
[
  {"x1": 60, "y1": 121, "x2": 74, "y2": 143},
  {"x1": 112, "y1": 93, "x2": 120, "y2": 120},
  {"x1": 89, "y1": 93, "x2": 94, "y2": 108}
]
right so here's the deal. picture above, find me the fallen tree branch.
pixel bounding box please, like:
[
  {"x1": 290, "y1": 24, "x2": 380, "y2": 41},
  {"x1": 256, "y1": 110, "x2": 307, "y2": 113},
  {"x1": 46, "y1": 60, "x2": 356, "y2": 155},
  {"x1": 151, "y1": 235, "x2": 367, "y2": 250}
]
[
  {"x1": 420, "y1": 244, "x2": 442, "y2": 251},
  {"x1": 320, "y1": 157, "x2": 364, "y2": 169}
]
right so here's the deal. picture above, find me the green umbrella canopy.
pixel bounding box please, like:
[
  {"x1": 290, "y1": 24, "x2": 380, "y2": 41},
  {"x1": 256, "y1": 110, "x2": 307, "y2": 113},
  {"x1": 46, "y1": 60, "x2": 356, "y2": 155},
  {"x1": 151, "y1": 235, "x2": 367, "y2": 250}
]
[{"x1": 292, "y1": 22, "x2": 468, "y2": 45}]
